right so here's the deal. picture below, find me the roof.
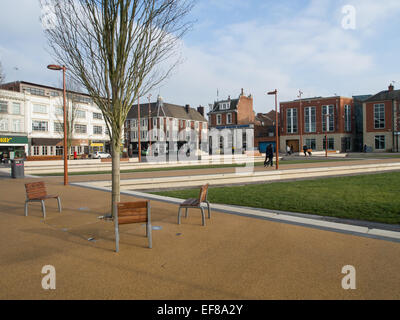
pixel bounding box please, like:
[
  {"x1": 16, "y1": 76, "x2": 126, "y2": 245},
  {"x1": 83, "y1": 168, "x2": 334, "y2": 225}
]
[
  {"x1": 127, "y1": 101, "x2": 207, "y2": 122},
  {"x1": 353, "y1": 95, "x2": 373, "y2": 102},
  {"x1": 255, "y1": 111, "x2": 277, "y2": 126},
  {"x1": 364, "y1": 89, "x2": 400, "y2": 103},
  {"x1": 209, "y1": 98, "x2": 240, "y2": 113},
  {"x1": 0, "y1": 81, "x2": 91, "y2": 98}
]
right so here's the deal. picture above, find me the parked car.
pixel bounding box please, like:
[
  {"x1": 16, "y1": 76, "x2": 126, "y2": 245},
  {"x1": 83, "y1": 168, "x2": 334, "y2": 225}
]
[{"x1": 91, "y1": 151, "x2": 111, "y2": 159}]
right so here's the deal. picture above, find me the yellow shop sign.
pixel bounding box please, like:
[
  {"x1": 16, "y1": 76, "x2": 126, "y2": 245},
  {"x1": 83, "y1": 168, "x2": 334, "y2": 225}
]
[{"x1": 0, "y1": 138, "x2": 12, "y2": 143}]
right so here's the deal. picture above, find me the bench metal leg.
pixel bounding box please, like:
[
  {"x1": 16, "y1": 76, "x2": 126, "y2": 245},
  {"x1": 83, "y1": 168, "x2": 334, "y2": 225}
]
[
  {"x1": 206, "y1": 201, "x2": 211, "y2": 219},
  {"x1": 24, "y1": 201, "x2": 29, "y2": 217},
  {"x1": 147, "y1": 222, "x2": 152, "y2": 249},
  {"x1": 178, "y1": 207, "x2": 182, "y2": 225},
  {"x1": 41, "y1": 200, "x2": 46, "y2": 219},
  {"x1": 56, "y1": 197, "x2": 62, "y2": 213},
  {"x1": 200, "y1": 207, "x2": 205, "y2": 226}
]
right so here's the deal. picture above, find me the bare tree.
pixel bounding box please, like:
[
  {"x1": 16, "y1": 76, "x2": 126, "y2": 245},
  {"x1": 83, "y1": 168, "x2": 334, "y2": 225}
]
[
  {"x1": 0, "y1": 61, "x2": 5, "y2": 84},
  {"x1": 42, "y1": 0, "x2": 194, "y2": 248}
]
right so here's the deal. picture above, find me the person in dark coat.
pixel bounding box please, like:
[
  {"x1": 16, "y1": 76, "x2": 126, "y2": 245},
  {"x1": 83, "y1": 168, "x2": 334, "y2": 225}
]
[
  {"x1": 264, "y1": 144, "x2": 274, "y2": 167},
  {"x1": 303, "y1": 144, "x2": 308, "y2": 157}
]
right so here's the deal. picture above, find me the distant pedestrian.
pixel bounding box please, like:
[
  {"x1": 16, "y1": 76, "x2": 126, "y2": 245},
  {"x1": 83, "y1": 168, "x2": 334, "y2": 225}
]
[
  {"x1": 303, "y1": 145, "x2": 308, "y2": 157},
  {"x1": 290, "y1": 145, "x2": 294, "y2": 155},
  {"x1": 286, "y1": 145, "x2": 291, "y2": 155},
  {"x1": 264, "y1": 144, "x2": 274, "y2": 167},
  {"x1": 363, "y1": 144, "x2": 367, "y2": 153}
]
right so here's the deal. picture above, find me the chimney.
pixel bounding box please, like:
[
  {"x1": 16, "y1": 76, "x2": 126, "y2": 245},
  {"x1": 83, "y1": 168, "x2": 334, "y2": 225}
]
[
  {"x1": 185, "y1": 104, "x2": 190, "y2": 113},
  {"x1": 389, "y1": 84, "x2": 394, "y2": 92},
  {"x1": 197, "y1": 106, "x2": 205, "y2": 117},
  {"x1": 241, "y1": 88, "x2": 244, "y2": 96}
]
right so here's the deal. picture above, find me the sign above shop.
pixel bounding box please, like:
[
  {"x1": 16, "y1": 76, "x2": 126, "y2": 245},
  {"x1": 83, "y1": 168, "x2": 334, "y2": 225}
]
[{"x1": 0, "y1": 136, "x2": 28, "y2": 144}]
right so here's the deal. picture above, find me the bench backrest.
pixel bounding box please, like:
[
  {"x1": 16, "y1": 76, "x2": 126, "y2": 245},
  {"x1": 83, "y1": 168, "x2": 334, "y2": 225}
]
[
  {"x1": 117, "y1": 201, "x2": 150, "y2": 225},
  {"x1": 25, "y1": 182, "x2": 47, "y2": 200},
  {"x1": 198, "y1": 184, "x2": 209, "y2": 203}
]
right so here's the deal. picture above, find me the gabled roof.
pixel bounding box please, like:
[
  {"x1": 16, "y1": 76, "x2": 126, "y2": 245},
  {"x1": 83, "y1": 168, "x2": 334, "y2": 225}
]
[
  {"x1": 365, "y1": 89, "x2": 400, "y2": 103},
  {"x1": 209, "y1": 98, "x2": 239, "y2": 113},
  {"x1": 127, "y1": 101, "x2": 207, "y2": 122}
]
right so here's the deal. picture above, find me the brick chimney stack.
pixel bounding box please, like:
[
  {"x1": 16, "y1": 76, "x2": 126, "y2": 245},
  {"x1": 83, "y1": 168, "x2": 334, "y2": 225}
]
[
  {"x1": 197, "y1": 106, "x2": 205, "y2": 116},
  {"x1": 185, "y1": 104, "x2": 190, "y2": 113},
  {"x1": 389, "y1": 84, "x2": 394, "y2": 92}
]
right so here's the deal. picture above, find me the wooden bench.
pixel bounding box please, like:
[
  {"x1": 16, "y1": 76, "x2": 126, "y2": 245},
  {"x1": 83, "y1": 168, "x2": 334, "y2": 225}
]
[
  {"x1": 24, "y1": 181, "x2": 62, "y2": 219},
  {"x1": 178, "y1": 184, "x2": 211, "y2": 226},
  {"x1": 114, "y1": 201, "x2": 152, "y2": 252}
]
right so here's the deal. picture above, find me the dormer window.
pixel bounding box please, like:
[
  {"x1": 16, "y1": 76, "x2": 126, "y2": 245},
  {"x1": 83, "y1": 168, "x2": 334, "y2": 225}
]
[{"x1": 219, "y1": 102, "x2": 230, "y2": 110}]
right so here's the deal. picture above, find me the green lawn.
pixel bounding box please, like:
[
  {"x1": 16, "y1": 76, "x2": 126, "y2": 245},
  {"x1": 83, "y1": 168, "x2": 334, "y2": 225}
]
[
  {"x1": 153, "y1": 172, "x2": 400, "y2": 224},
  {"x1": 36, "y1": 158, "x2": 351, "y2": 176}
]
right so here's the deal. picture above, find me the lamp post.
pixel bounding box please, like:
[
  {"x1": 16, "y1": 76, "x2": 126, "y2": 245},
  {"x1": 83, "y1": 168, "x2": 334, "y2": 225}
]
[
  {"x1": 148, "y1": 94, "x2": 152, "y2": 154},
  {"x1": 47, "y1": 64, "x2": 68, "y2": 185},
  {"x1": 325, "y1": 114, "x2": 329, "y2": 158},
  {"x1": 298, "y1": 90, "x2": 303, "y2": 150},
  {"x1": 138, "y1": 97, "x2": 141, "y2": 162},
  {"x1": 268, "y1": 89, "x2": 279, "y2": 170}
]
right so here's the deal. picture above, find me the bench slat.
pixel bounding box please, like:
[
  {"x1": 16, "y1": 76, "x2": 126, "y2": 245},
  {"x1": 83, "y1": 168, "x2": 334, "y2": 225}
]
[
  {"x1": 118, "y1": 215, "x2": 148, "y2": 224},
  {"x1": 118, "y1": 207, "x2": 147, "y2": 216}
]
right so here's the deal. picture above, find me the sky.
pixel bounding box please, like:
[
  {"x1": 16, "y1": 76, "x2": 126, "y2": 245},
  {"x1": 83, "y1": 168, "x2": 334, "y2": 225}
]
[{"x1": 0, "y1": 0, "x2": 400, "y2": 114}]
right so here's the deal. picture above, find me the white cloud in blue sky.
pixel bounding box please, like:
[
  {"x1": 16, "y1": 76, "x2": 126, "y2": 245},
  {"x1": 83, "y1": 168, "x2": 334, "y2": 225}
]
[{"x1": 0, "y1": 0, "x2": 399, "y2": 113}]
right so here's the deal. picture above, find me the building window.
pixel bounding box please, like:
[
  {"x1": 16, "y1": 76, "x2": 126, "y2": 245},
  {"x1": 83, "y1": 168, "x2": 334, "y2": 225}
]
[
  {"x1": 305, "y1": 138, "x2": 316, "y2": 150},
  {"x1": 75, "y1": 109, "x2": 86, "y2": 119},
  {"x1": 304, "y1": 107, "x2": 316, "y2": 133},
  {"x1": 33, "y1": 146, "x2": 40, "y2": 156},
  {"x1": 93, "y1": 126, "x2": 103, "y2": 135},
  {"x1": 55, "y1": 106, "x2": 64, "y2": 115},
  {"x1": 75, "y1": 96, "x2": 92, "y2": 104},
  {"x1": 323, "y1": 137, "x2": 335, "y2": 150},
  {"x1": 375, "y1": 135, "x2": 385, "y2": 150},
  {"x1": 12, "y1": 119, "x2": 21, "y2": 132},
  {"x1": 50, "y1": 91, "x2": 60, "y2": 97},
  {"x1": 227, "y1": 113, "x2": 232, "y2": 124},
  {"x1": 287, "y1": 108, "x2": 298, "y2": 134},
  {"x1": 42, "y1": 146, "x2": 48, "y2": 156},
  {"x1": 33, "y1": 104, "x2": 47, "y2": 114},
  {"x1": 322, "y1": 105, "x2": 334, "y2": 132},
  {"x1": 219, "y1": 102, "x2": 230, "y2": 110},
  {"x1": 0, "y1": 119, "x2": 8, "y2": 131},
  {"x1": 0, "y1": 101, "x2": 7, "y2": 113},
  {"x1": 54, "y1": 122, "x2": 64, "y2": 133},
  {"x1": 216, "y1": 114, "x2": 222, "y2": 125},
  {"x1": 12, "y1": 103, "x2": 21, "y2": 115},
  {"x1": 74, "y1": 124, "x2": 87, "y2": 134},
  {"x1": 153, "y1": 118, "x2": 157, "y2": 127},
  {"x1": 344, "y1": 105, "x2": 352, "y2": 132},
  {"x1": 24, "y1": 87, "x2": 45, "y2": 96},
  {"x1": 93, "y1": 112, "x2": 103, "y2": 120},
  {"x1": 374, "y1": 104, "x2": 385, "y2": 129},
  {"x1": 56, "y1": 146, "x2": 63, "y2": 156},
  {"x1": 32, "y1": 121, "x2": 48, "y2": 132},
  {"x1": 49, "y1": 146, "x2": 54, "y2": 155}
]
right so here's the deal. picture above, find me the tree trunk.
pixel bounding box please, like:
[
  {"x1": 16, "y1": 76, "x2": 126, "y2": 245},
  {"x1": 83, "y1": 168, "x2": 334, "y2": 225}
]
[
  {"x1": 111, "y1": 138, "x2": 121, "y2": 217},
  {"x1": 111, "y1": 137, "x2": 121, "y2": 252}
]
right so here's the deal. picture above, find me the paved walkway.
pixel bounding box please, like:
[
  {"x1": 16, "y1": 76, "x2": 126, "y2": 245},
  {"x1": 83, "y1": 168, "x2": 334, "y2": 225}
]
[{"x1": 0, "y1": 159, "x2": 400, "y2": 299}]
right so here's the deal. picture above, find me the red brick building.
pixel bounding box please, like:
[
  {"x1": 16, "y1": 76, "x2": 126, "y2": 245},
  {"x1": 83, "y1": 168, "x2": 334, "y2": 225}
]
[
  {"x1": 208, "y1": 89, "x2": 255, "y2": 154},
  {"x1": 254, "y1": 110, "x2": 279, "y2": 153},
  {"x1": 280, "y1": 96, "x2": 355, "y2": 153},
  {"x1": 363, "y1": 84, "x2": 400, "y2": 152}
]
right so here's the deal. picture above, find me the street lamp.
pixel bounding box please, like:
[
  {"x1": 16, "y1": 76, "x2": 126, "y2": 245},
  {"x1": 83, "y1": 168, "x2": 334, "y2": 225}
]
[
  {"x1": 47, "y1": 64, "x2": 68, "y2": 185},
  {"x1": 148, "y1": 94, "x2": 152, "y2": 154},
  {"x1": 267, "y1": 89, "x2": 279, "y2": 170},
  {"x1": 325, "y1": 114, "x2": 329, "y2": 158},
  {"x1": 298, "y1": 90, "x2": 303, "y2": 150},
  {"x1": 137, "y1": 97, "x2": 142, "y2": 162}
]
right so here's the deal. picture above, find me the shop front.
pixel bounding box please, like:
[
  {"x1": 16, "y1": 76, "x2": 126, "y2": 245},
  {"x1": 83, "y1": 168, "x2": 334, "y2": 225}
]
[{"x1": 0, "y1": 135, "x2": 29, "y2": 162}]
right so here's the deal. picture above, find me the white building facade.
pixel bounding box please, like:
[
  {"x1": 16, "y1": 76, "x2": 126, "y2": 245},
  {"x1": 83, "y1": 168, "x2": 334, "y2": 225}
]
[{"x1": 0, "y1": 81, "x2": 110, "y2": 159}]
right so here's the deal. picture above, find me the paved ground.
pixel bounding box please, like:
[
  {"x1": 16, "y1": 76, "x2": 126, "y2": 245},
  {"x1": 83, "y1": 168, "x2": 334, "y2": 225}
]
[{"x1": 1, "y1": 158, "x2": 400, "y2": 299}]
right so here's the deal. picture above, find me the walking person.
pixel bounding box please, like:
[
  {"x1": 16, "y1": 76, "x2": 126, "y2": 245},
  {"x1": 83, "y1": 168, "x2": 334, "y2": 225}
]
[
  {"x1": 264, "y1": 144, "x2": 274, "y2": 167},
  {"x1": 286, "y1": 144, "x2": 291, "y2": 156},
  {"x1": 303, "y1": 144, "x2": 308, "y2": 157}
]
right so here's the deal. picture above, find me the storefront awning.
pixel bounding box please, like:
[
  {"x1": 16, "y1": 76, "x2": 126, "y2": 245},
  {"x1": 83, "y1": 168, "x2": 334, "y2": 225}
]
[{"x1": 31, "y1": 138, "x2": 63, "y2": 146}]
